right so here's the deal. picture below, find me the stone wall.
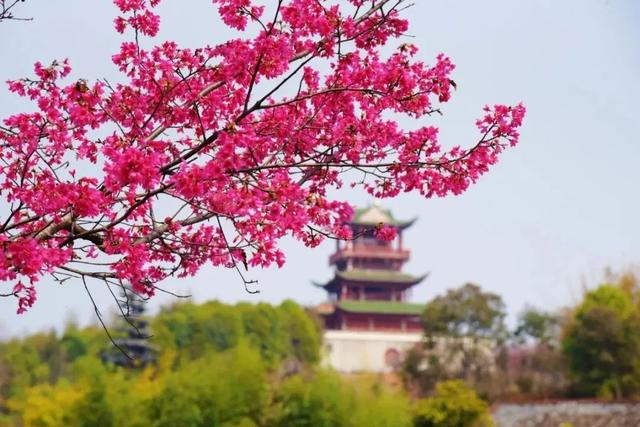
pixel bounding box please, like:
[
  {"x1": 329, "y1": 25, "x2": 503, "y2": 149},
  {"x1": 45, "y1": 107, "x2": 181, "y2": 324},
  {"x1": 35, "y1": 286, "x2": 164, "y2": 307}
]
[
  {"x1": 323, "y1": 330, "x2": 422, "y2": 373},
  {"x1": 493, "y1": 401, "x2": 640, "y2": 427}
]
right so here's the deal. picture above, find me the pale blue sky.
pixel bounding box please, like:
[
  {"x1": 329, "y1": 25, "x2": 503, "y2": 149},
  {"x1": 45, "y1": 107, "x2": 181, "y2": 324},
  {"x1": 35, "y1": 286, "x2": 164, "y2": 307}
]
[{"x1": 0, "y1": 0, "x2": 638, "y2": 337}]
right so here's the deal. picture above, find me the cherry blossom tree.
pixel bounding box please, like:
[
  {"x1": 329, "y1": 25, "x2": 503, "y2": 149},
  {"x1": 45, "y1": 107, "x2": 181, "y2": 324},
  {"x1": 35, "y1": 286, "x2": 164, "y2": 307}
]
[{"x1": 0, "y1": 0, "x2": 525, "y2": 314}]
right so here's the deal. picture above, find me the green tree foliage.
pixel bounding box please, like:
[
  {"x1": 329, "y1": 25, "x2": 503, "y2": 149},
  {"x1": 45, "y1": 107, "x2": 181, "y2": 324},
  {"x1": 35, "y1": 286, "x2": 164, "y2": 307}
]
[
  {"x1": 422, "y1": 283, "x2": 506, "y2": 340},
  {"x1": 349, "y1": 377, "x2": 413, "y2": 427},
  {"x1": 277, "y1": 300, "x2": 322, "y2": 365},
  {"x1": 15, "y1": 277, "x2": 640, "y2": 426},
  {"x1": 60, "y1": 332, "x2": 88, "y2": 362},
  {"x1": 413, "y1": 380, "x2": 493, "y2": 427},
  {"x1": 406, "y1": 283, "x2": 507, "y2": 396},
  {"x1": 562, "y1": 284, "x2": 640, "y2": 398},
  {"x1": 153, "y1": 301, "x2": 243, "y2": 358},
  {"x1": 0, "y1": 300, "x2": 324, "y2": 426},
  {"x1": 0, "y1": 330, "x2": 81, "y2": 399},
  {"x1": 514, "y1": 307, "x2": 562, "y2": 346},
  {"x1": 1, "y1": 300, "x2": 424, "y2": 427},
  {"x1": 73, "y1": 378, "x2": 114, "y2": 427},
  {"x1": 273, "y1": 372, "x2": 413, "y2": 427},
  {"x1": 151, "y1": 300, "x2": 320, "y2": 366},
  {"x1": 238, "y1": 303, "x2": 290, "y2": 365},
  {"x1": 511, "y1": 307, "x2": 568, "y2": 398},
  {"x1": 149, "y1": 345, "x2": 267, "y2": 427},
  {"x1": 274, "y1": 371, "x2": 356, "y2": 427}
]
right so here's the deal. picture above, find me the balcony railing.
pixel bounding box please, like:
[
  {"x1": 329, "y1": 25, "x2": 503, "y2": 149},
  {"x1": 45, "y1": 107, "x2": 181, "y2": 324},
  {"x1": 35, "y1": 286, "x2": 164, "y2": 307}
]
[{"x1": 329, "y1": 247, "x2": 410, "y2": 264}]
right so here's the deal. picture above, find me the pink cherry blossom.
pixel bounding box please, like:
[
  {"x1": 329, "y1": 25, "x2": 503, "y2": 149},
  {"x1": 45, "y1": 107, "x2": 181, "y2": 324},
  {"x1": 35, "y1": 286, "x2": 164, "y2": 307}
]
[
  {"x1": 374, "y1": 224, "x2": 397, "y2": 242},
  {"x1": 0, "y1": 0, "x2": 525, "y2": 313}
]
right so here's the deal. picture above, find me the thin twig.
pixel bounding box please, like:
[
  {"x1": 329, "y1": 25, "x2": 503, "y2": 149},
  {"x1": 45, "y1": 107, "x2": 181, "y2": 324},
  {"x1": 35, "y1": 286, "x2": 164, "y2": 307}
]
[{"x1": 82, "y1": 276, "x2": 132, "y2": 361}]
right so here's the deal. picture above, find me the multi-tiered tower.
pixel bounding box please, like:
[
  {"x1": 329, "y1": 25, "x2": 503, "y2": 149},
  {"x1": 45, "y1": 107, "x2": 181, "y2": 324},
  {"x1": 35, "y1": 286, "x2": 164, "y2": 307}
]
[
  {"x1": 315, "y1": 205, "x2": 427, "y2": 372},
  {"x1": 102, "y1": 288, "x2": 157, "y2": 368}
]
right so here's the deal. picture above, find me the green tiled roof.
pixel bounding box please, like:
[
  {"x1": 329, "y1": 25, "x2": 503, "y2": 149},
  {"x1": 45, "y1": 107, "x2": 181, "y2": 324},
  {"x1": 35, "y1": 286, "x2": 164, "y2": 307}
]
[
  {"x1": 313, "y1": 269, "x2": 427, "y2": 289},
  {"x1": 336, "y1": 269, "x2": 425, "y2": 284},
  {"x1": 353, "y1": 205, "x2": 395, "y2": 224},
  {"x1": 337, "y1": 300, "x2": 425, "y2": 315},
  {"x1": 351, "y1": 205, "x2": 415, "y2": 229}
]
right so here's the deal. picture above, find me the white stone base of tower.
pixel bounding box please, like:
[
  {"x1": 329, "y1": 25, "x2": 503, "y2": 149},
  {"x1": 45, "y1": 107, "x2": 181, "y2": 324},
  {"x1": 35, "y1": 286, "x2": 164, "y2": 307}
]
[{"x1": 322, "y1": 330, "x2": 423, "y2": 373}]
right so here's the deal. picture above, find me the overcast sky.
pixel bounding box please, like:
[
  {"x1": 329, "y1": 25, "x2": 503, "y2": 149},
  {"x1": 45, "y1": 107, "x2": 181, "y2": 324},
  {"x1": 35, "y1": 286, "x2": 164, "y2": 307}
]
[{"x1": 0, "y1": 0, "x2": 638, "y2": 337}]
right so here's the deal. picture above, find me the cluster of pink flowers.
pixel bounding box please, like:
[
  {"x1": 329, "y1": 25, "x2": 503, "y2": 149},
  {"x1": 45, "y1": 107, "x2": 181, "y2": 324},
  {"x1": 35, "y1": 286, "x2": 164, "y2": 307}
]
[
  {"x1": 374, "y1": 224, "x2": 397, "y2": 242},
  {"x1": 0, "y1": 0, "x2": 524, "y2": 312},
  {"x1": 12, "y1": 282, "x2": 37, "y2": 314},
  {"x1": 114, "y1": 0, "x2": 161, "y2": 36}
]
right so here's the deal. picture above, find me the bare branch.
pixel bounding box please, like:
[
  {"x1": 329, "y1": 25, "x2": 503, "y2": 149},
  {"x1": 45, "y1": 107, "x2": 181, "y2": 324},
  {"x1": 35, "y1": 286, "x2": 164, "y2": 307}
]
[
  {"x1": 0, "y1": 0, "x2": 31, "y2": 22},
  {"x1": 82, "y1": 276, "x2": 133, "y2": 361}
]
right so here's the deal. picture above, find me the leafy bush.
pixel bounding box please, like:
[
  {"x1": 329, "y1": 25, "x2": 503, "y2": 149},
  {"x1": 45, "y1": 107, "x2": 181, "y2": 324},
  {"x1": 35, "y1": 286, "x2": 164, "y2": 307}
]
[{"x1": 413, "y1": 380, "x2": 493, "y2": 427}]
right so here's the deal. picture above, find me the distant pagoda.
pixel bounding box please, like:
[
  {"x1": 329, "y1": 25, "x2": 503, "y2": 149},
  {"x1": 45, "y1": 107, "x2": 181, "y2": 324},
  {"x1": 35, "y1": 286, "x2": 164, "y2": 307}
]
[
  {"x1": 315, "y1": 204, "x2": 427, "y2": 333},
  {"x1": 102, "y1": 287, "x2": 158, "y2": 368}
]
